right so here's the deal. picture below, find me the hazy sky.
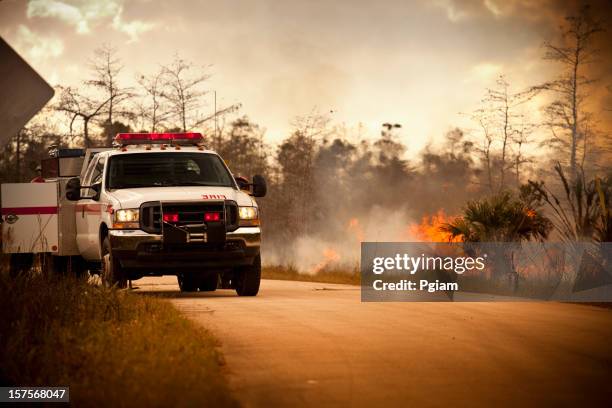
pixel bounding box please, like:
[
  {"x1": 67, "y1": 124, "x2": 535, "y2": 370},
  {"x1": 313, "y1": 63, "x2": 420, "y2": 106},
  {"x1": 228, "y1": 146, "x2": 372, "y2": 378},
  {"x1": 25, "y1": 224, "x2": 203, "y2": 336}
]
[{"x1": 0, "y1": 0, "x2": 610, "y2": 152}]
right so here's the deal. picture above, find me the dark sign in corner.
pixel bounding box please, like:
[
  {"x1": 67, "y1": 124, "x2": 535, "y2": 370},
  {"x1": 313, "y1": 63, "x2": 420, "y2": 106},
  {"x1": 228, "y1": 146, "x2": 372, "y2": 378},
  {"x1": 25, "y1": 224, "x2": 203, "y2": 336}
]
[{"x1": 0, "y1": 36, "x2": 55, "y2": 145}]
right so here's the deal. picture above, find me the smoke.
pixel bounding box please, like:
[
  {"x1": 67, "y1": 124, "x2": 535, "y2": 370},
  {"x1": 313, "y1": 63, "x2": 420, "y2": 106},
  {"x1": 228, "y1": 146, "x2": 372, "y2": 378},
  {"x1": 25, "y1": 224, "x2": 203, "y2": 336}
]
[
  {"x1": 260, "y1": 127, "x2": 482, "y2": 272},
  {"x1": 218, "y1": 1, "x2": 612, "y2": 272},
  {"x1": 263, "y1": 206, "x2": 419, "y2": 273}
]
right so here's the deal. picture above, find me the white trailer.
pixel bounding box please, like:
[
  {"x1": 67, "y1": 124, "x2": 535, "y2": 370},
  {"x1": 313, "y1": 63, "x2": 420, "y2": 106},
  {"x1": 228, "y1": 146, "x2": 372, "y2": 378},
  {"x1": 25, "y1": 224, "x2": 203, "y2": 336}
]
[{"x1": 1, "y1": 150, "x2": 88, "y2": 275}]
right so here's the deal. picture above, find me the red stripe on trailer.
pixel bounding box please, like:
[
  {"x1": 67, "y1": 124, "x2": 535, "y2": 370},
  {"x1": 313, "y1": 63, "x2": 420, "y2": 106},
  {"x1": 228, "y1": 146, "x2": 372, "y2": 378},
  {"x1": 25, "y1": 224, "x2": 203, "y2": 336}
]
[{"x1": 1, "y1": 206, "x2": 58, "y2": 215}]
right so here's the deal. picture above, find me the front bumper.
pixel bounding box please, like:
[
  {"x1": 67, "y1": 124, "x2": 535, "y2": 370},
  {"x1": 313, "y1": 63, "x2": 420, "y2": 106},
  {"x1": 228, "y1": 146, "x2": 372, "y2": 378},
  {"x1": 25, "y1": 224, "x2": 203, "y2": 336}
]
[{"x1": 108, "y1": 227, "x2": 260, "y2": 270}]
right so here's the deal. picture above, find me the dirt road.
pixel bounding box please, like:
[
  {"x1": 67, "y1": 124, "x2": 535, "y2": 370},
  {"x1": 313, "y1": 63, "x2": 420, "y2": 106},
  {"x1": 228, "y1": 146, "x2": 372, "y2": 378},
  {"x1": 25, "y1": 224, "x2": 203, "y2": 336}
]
[{"x1": 136, "y1": 277, "x2": 612, "y2": 407}]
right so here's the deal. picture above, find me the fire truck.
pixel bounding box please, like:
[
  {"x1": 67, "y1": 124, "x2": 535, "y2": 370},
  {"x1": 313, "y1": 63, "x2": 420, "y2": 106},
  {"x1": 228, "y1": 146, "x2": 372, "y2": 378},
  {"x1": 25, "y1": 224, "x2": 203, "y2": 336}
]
[{"x1": 1, "y1": 133, "x2": 266, "y2": 295}]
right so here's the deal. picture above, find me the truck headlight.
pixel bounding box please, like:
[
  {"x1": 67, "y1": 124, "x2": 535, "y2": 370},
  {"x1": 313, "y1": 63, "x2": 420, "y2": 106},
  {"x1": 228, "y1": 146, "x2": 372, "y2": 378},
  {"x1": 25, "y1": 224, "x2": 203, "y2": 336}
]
[
  {"x1": 238, "y1": 206, "x2": 259, "y2": 227},
  {"x1": 113, "y1": 208, "x2": 139, "y2": 229}
]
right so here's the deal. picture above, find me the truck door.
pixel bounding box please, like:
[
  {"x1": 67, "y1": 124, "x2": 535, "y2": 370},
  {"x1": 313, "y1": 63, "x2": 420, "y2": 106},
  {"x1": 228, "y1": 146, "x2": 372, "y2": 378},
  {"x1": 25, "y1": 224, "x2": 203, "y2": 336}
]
[
  {"x1": 75, "y1": 155, "x2": 104, "y2": 260},
  {"x1": 1, "y1": 182, "x2": 59, "y2": 253}
]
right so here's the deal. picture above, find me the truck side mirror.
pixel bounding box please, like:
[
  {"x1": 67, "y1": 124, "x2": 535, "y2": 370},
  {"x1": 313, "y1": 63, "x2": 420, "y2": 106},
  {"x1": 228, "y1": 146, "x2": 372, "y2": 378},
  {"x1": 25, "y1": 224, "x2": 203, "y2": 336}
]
[
  {"x1": 65, "y1": 177, "x2": 81, "y2": 201},
  {"x1": 252, "y1": 175, "x2": 267, "y2": 198},
  {"x1": 91, "y1": 182, "x2": 102, "y2": 201}
]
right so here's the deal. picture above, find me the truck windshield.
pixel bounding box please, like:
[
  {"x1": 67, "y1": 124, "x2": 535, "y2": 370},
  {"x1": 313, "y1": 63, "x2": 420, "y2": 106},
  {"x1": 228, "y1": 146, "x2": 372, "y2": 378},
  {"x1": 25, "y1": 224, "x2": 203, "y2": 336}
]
[{"x1": 106, "y1": 153, "x2": 235, "y2": 189}]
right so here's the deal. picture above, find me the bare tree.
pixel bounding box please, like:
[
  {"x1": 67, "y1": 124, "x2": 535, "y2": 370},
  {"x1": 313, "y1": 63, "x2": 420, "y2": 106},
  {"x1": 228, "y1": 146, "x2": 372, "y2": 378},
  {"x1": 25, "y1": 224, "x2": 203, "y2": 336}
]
[
  {"x1": 161, "y1": 56, "x2": 211, "y2": 132},
  {"x1": 54, "y1": 86, "x2": 110, "y2": 147},
  {"x1": 159, "y1": 56, "x2": 242, "y2": 134},
  {"x1": 85, "y1": 44, "x2": 133, "y2": 146},
  {"x1": 88, "y1": 45, "x2": 118, "y2": 124},
  {"x1": 137, "y1": 68, "x2": 167, "y2": 132},
  {"x1": 512, "y1": 118, "x2": 535, "y2": 186},
  {"x1": 489, "y1": 76, "x2": 513, "y2": 188},
  {"x1": 53, "y1": 46, "x2": 131, "y2": 147},
  {"x1": 470, "y1": 108, "x2": 495, "y2": 192},
  {"x1": 529, "y1": 5, "x2": 603, "y2": 181},
  {"x1": 470, "y1": 75, "x2": 531, "y2": 192},
  {"x1": 128, "y1": 101, "x2": 150, "y2": 133},
  {"x1": 197, "y1": 102, "x2": 242, "y2": 145},
  {"x1": 87, "y1": 44, "x2": 133, "y2": 144}
]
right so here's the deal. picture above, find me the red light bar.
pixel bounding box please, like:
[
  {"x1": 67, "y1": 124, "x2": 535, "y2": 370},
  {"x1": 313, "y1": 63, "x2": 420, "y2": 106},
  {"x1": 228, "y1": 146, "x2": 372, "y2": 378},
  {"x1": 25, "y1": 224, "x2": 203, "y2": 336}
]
[
  {"x1": 204, "y1": 212, "x2": 221, "y2": 222},
  {"x1": 115, "y1": 133, "x2": 203, "y2": 144},
  {"x1": 163, "y1": 213, "x2": 179, "y2": 222}
]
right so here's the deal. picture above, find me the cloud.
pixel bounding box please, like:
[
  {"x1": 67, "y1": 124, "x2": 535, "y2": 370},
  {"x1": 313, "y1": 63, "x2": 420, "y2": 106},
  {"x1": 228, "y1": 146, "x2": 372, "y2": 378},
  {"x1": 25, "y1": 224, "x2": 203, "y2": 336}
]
[
  {"x1": 112, "y1": 11, "x2": 155, "y2": 43},
  {"x1": 483, "y1": 0, "x2": 502, "y2": 17},
  {"x1": 27, "y1": 0, "x2": 120, "y2": 33},
  {"x1": 466, "y1": 62, "x2": 502, "y2": 82},
  {"x1": 432, "y1": 0, "x2": 474, "y2": 22},
  {"x1": 26, "y1": 0, "x2": 154, "y2": 41},
  {"x1": 15, "y1": 24, "x2": 64, "y2": 62},
  {"x1": 430, "y1": 0, "x2": 561, "y2": 23}
]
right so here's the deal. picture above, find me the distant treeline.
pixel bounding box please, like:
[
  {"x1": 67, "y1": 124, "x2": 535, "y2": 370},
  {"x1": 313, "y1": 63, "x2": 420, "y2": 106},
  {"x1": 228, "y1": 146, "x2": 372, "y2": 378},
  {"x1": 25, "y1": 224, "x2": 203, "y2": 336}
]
[{"x1": 0, "y1": 5, "x2": 610, "y2": 259}]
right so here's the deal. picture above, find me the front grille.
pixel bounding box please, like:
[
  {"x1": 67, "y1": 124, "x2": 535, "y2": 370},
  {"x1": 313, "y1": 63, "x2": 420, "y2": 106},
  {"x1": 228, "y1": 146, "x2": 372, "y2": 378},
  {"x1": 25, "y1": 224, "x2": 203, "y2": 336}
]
[
  {"x1": 140, "y1": 201, "x2": 161, "y2": 233},
  {"x1": 139, "y1": 200, "x2": 239, "y2": 234},
  {"x1": 225, "y1": 201, "x2": 239, "y2": 231}
]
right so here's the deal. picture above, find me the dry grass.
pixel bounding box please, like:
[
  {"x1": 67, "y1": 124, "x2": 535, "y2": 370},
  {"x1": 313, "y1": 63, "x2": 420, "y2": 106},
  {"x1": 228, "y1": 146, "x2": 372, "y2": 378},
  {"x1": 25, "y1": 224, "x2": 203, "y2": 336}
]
[
  {"x1": 0, "y1": 270, "x2": 237, "y2": 407},
  {"x1": 262, "y1": 265, "x2": 360, "y2": 285}
]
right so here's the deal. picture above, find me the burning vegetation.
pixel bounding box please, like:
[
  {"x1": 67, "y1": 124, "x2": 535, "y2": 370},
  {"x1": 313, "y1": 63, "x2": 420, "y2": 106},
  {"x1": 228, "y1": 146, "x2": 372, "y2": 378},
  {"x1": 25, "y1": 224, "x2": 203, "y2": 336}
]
[
  {"x1": 408, "y1": 210, "x2": 462, "y2": 243},
  {"x1": 0, "y1": 5, "x2": 610, "y2": 276}
]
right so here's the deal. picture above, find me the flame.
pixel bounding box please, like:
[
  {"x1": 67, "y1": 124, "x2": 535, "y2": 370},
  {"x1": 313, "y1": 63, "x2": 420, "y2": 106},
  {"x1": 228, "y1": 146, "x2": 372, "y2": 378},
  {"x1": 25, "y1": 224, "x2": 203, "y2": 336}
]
[
  {"x1": 309, "y1": 218, "x2": 363, "y2": 274},
  {"x1": 347, "y1": 217, "x2": 365, "y2": 242},
  {"x1": 408, "y1": 209, "x2": 462, "y2": 242},
  {"x1": 525, "y1": 208, "x2": 536, "y2": 218},
  {"x1": 311, "y1": 248, "x2": 341, "y2": 274}
]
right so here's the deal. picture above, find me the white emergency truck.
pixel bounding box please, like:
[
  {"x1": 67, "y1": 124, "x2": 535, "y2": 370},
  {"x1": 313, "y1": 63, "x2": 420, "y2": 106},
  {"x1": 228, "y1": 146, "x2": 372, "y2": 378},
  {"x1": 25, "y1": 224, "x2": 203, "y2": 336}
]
[{"x1": 1, "y1": 133, "x2": 266, "y2": 295}]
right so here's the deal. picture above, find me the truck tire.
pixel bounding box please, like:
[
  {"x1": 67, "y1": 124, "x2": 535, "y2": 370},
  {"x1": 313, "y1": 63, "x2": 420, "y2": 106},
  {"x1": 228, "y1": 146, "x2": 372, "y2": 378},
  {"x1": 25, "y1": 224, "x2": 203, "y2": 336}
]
[
  {"x1": 199, "y1": 273, "x2": 218, "y2": 292},
  {"x1": 235, "y1": 254, "x2": 261, "y2": 296},
  {"x1": 102, "y1": 237, "x2": 127, "y2": 289},
  {"x1": 177, "y1": 273, "x2": 198, "y2": 292}
]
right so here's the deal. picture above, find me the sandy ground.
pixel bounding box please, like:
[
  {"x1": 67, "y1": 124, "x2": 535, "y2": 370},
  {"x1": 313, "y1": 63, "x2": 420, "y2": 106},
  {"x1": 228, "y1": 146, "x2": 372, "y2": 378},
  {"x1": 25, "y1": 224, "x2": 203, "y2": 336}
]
[{"x1": 135, "y1": 277, "x2": 612, "y2": 408}]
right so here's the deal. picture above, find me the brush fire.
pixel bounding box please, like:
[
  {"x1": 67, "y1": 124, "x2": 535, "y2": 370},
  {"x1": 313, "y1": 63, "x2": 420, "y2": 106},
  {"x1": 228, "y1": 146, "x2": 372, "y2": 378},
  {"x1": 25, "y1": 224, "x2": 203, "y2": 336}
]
[
  {"x1": 407, "y1": 209, "x2": 462, "y2": 243},
  {"x1": 311, "y1": 248, "x2": 341, "y2": 274},
  {"x1": 302, "y1": 211, "x2": 461, "y2": 274}
]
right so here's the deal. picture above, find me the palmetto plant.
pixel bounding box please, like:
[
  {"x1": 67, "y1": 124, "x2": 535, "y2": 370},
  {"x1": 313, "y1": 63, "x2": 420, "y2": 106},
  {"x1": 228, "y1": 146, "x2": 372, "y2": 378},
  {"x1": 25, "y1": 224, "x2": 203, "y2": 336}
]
[
  {"x1": 441, "y1": 191, "x2": 552, "y2": 242},
  {"x1": 527, "y1": 164, "x2": 611, "y2": 243}
]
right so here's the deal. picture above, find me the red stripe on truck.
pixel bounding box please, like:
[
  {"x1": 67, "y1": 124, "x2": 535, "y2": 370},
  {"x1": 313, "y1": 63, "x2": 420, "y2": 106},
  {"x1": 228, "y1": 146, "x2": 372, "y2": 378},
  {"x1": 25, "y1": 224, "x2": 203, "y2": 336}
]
[
  {"x1": 1, "y1": 206, "x2": 58, "y2": 215},
  {"x1": 75, "y1": 203, "x2": 102, "y2": 213}
]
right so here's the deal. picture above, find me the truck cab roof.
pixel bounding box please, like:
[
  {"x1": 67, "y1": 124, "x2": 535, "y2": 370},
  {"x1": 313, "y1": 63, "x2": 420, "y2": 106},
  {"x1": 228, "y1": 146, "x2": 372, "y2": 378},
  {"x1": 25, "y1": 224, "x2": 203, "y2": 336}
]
[{"x1": 99, "y1": 145, "x2": 219, "y2": 157}]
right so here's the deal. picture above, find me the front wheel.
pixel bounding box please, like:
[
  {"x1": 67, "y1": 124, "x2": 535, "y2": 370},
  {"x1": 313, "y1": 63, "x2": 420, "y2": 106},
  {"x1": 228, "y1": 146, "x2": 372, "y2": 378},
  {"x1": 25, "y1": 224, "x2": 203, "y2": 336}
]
[
  {"x1": 235, "y1": 254, "x2": 261, "y2": 296},
  {"x1": 177, "y1": 273, "x2": 198, "y2": 292},
  {"x1": 102, "y1": 237, "x2": 127, "y2": 288},
  {"x1": 199, "y1": 273, "x2": 218, "y2": 292}
]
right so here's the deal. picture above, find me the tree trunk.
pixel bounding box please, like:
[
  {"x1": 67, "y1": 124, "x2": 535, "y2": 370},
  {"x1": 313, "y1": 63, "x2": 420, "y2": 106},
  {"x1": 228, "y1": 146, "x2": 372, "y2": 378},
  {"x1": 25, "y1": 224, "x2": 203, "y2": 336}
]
[
  {"x1": 484, "y1": 146, "x2": 493, "y2": 193},
  {"x1": 570, "y1": 46, "x2": 580, "y2": 182},
  {"x1": 16, "y1": 130, "x2": 21, "y2": 182},
  {"x1": 500, "y1": 103, "x2": 509, "y2": 191},
  {"x1": 84, "y1": 119, "x2": 90, "y2": 148}
]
